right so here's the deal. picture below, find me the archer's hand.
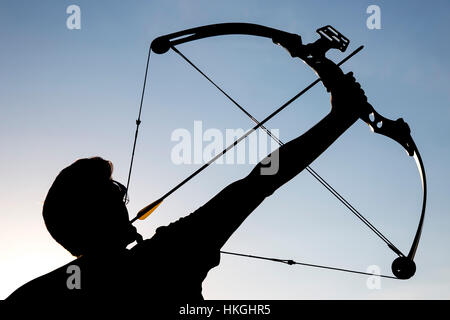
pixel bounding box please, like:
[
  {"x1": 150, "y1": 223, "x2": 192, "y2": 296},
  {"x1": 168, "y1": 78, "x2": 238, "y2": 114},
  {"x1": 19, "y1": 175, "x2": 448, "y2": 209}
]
[
  {"x1": 312, "y1": 57, "x2": 367, "y2": 120},
  {"x1": 330, "y1": 72, "x2": 367, "y2": 120}
]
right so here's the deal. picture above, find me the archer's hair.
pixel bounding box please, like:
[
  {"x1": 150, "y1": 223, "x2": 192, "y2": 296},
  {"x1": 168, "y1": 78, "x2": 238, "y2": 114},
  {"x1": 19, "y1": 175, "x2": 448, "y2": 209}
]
[{"x1": 42, "y1": 157, "x2": 114, "y2": 256}]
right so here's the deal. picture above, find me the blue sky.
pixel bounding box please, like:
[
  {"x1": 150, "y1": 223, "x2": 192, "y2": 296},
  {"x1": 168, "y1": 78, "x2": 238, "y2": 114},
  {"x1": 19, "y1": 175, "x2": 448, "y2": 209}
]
[{"x1": 1, "y1": 0, "x2": 449, "y2": 299}]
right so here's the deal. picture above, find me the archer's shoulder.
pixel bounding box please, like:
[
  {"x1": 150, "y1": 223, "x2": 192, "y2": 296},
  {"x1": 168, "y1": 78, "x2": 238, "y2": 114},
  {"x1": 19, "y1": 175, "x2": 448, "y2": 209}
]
[
  {"x1": 128, "y1": 214, "x2": 201, "y2": 255},
  {"x1": 4, "y1": 258, "x2": 81, "y2": 304}
]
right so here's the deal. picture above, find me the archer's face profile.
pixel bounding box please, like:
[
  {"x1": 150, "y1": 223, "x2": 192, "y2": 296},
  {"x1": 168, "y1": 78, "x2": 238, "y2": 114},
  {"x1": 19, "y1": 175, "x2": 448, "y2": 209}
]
[
  {"x1": 43, "y1": 157, "x2": 138, "y2": 256},
  {"x1": 100, "y1": 179, "x2": 138, "y2": 250}
]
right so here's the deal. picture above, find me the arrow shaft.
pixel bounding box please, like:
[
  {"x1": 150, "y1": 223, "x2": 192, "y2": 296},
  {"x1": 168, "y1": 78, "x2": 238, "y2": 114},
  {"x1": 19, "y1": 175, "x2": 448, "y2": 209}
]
[{"x1": 131, "y1": 46, "x2": 363, "y2": 223}]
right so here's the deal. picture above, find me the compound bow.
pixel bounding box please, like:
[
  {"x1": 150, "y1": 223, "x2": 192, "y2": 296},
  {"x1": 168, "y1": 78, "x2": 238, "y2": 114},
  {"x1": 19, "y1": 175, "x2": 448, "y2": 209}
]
[{"x1": 125, "y1": 23, "x2": 427, "y2": 280}]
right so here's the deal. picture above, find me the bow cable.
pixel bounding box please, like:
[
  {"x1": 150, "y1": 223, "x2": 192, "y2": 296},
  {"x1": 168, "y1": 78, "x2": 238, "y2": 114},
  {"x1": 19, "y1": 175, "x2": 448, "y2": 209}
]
[
  {"x1": 125, "y1": 46, "x2": 152, "y2": 199},
  {"x1": 220, "y1": 251, "x2": 398, "y2": 279}
]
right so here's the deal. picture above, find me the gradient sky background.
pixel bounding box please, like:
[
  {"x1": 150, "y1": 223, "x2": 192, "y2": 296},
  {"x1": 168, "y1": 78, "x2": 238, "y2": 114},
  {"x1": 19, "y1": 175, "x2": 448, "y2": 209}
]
[{"x1": 1, "y1": 0, "x2": 449, "y2": 299}]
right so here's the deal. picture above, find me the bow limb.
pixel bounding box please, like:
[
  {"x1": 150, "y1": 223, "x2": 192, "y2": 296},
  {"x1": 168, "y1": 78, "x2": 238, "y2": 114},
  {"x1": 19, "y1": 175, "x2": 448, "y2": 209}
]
[
  {"x1": 151, "y1": 23, "x2": 302, "y2": 54},
  {"x1": 390, "y1": 139, "x2": 427, "y2": 279},
  {"x1": 360, "y1": 98, "x2": 427, "y2": 279},
  {"x1": 409, "y1": 145, "x2": 427, "y2": 261}
]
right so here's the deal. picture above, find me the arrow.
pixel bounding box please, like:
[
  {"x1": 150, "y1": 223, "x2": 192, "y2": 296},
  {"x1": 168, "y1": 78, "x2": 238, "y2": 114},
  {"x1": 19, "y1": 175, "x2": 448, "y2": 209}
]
[{"x1": 129, "y1": 45, "x2": 363, "y2": 224}]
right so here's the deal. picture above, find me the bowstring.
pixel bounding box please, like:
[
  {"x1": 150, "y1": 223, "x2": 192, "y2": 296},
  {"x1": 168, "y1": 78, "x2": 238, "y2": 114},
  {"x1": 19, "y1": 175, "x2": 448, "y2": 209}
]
[{"x1": 126, "y1": 46, "x2": 152, "y2": 199}]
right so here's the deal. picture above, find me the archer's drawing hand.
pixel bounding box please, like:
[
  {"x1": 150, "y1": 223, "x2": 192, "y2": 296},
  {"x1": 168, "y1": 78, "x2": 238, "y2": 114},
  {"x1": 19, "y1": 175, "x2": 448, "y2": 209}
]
[{"x1": 330, "y1": 72, "x2": 367, "y2": 120}]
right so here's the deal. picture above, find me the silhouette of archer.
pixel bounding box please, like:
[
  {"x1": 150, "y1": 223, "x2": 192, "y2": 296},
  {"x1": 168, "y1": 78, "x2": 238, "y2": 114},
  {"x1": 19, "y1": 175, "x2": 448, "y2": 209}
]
[{"x1": 6, "y1": 70, "x2": 367, "y2": 303}]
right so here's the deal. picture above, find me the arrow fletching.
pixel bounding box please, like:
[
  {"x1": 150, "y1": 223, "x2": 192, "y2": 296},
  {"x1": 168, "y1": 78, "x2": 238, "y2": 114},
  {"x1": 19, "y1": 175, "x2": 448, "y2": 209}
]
[{"x1": 131, "y1": 198, "x2": 163, "y2": 223}]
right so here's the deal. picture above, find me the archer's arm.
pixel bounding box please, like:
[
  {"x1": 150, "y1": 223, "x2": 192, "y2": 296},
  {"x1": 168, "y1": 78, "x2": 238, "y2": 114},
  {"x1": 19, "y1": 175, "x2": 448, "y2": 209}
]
[{"x1": 185, "y1": 73, "x2": 366, "y2": 249}]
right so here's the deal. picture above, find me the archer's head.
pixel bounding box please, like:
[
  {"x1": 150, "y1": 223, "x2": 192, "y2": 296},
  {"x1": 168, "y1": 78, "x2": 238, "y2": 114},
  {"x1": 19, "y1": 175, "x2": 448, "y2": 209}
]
[{"x1": 42, "y1": 157, "x2": 138, "y2": 257}]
